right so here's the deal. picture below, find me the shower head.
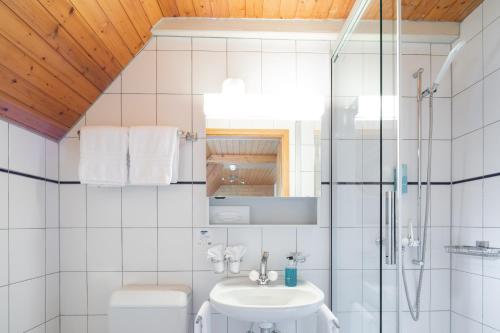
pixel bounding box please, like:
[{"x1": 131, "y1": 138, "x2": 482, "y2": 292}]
[{"x1": 433, "y1": 40, "x2": 466, "y2": 89}]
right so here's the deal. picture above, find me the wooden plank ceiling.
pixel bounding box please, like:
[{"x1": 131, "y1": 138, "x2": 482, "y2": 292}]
[{"x1": 0, "y1": 0, "x2": 482, "y2": 140}]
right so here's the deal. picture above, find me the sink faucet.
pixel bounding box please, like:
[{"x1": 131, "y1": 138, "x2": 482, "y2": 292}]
[{"x1": 257, "y1": 252, "x2": 270, "y2": 285}]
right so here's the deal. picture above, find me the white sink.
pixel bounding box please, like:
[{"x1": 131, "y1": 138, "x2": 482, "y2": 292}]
[{"x1": 209, "y1": 277, "x2": 324, "y2": 323}]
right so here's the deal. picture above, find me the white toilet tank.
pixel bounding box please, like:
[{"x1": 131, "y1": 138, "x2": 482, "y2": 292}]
[{"x1": 109, "y1": 285, "x2": 192, "y2": 333}]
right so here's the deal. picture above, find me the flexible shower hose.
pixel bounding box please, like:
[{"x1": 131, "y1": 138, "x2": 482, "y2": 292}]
[{"x1": 401, "y1": 90, "x2": 434, "y2": 321}]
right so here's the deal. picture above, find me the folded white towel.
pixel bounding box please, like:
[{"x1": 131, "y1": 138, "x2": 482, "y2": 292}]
[
  {"x1": 194, "y1": 301, "x2": 211, "y2": 333},
  {"x1": 317, "y1": 304, "x2": 340, "y2": 333},
  {"x1": 128, "y1": 126, "x2": 179, "y2": 185},
  {"x1": 79, "y1": 126, "x2": 128, "y2": 186}
]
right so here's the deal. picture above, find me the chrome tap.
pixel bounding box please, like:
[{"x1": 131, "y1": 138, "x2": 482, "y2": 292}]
[{"x1": 257, "y1": 252, "x2": 270, "y2": 285}]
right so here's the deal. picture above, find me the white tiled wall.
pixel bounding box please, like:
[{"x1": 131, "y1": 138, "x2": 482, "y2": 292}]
[
  {"x1": 0, "y1": 120, "x2": 60, "y2": 333},
  {"x1": 58, "y1": 36, "x2": 331, "y2": 333},
  {"x1": 450, "y1": 2, "x2": 500, "y2": 333}
]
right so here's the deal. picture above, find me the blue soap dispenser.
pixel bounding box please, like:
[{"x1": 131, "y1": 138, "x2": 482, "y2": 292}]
[{"x1": 285, "y1": 256, "x2": 297, "y2": 287}]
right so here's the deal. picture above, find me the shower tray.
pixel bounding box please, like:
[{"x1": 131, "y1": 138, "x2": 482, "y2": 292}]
[{"x1": 445, "y1": 241, "x2": 500, "y2": 258}]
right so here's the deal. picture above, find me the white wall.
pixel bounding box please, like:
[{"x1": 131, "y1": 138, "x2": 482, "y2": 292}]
[
  {"x1": 0, "y1": 119, "x2": 60, "y2": 333},
  {"x1": 451, "y1": 2, "x2": 500, "y2": 333},
  {"x1": 58, "y1": 36, "x2": 331, "y2": 333}
]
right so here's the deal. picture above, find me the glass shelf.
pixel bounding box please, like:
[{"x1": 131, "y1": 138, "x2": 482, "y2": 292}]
[{"x1": 445, "y1": 241, "x2": 500, "y2": 258}]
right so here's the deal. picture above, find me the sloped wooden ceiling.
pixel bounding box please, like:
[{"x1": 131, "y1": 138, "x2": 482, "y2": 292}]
[{"x1": 0, "y1": 0, "x2": 482, "y2": 140}]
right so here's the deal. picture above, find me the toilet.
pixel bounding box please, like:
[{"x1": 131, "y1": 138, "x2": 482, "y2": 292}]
[{"x1": 109, "y1": 285, "x2": 192, "y2": 333}]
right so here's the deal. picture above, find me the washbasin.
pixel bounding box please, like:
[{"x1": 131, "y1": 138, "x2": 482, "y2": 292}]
[{"x1": 209, "y1": 277, "x2": 324, "y2": 323}]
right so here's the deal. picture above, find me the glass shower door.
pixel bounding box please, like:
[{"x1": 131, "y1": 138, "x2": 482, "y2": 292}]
[{"x1": 330, "y1": 0, "x2": 399, "y2": 332}]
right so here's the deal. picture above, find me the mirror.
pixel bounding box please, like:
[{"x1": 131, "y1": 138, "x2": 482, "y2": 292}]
[{"x1": 205, "y1": 113, "x2": 322, "y2": 198}]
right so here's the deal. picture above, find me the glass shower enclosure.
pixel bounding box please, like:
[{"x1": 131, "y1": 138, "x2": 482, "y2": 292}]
[{"x1": 330, "y1": 0, "x2": 400, "y2": 332}]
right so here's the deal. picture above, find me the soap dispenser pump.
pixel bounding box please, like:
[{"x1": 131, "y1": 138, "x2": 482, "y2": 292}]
[{"x1": 284, "y1": 252, "x2": 306, "y2": 287}]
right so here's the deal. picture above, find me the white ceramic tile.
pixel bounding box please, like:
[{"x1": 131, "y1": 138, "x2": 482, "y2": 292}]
[
  {"x1": 46, "y1": 182, "x2": 59, "y2": 228},
  {"x1": 483, "y1": 276, "x2": 500, "y2": 330},
  {"x1": 362, "y1": 53, "x2": 380, "y2": 95},
  {"x1": 227, "y1": 52, "x2": 262, "y2": 94},
  {"x1": 227, "y1": 38, "x2": 261, "y2": 52},
  {"x1": 431, "y1": 55, "x2": 452, "y2": 97},
  {"x1": 157, "y1": 94, "x2": 192, "y2": 129},
  {"x1": 262, "y1": 52, "x2": 296, "y2": 94},
  {"x1": 157, "y1": 37, "x2": 191, "y2": 50},
  {"x1": 484, "y1": 16, "x2": 500, "y2": 76},
  {"x1": 87, "y1": 228, "x2": 122, "y2": 271},
  {"x1": 431, "y1": 43, "x2": 451, "y2": 56},
  {"x1": 123, "y1": 272, "x2": 157, "y2": 285},
  {"x1": 484, "y1": 122, "x2": 500, "y2": 174},
  {"x1": 262, "y1": 39, "x2": 295, "y2": 52},
  {"x1": 400, "y1": 54, "x2": 430, "y2": 97},
  {"x1": 193, "y1": 51, "x2": 227, "y2": 94},
  {"x1": 335, "y1": 228, "x2": 362, "y2": 270},
  {"x1": 158, "y1": 228, "x2": 192, "y2": 271},
  {"x1": 192, "y1": 95, "x2": 205, "y2": 139},
  {"x1": 46, "y1": 229, "x2": 59, "y2": 274},
  {"x1": 333, "y1": 53, "x2": 363, "y2": 97},
  {"x1": 59, "y1": 137, "x2": 80, "y2": 182},
  {"x1": 452, "y1": 82, "x2": 483, "y2": 138},
  {"x1": 85, "y1": 94, "x2": 121, "y2": 126},
  {"x1": 451, "y1": 270, "x2": 483, "y2": 322},
  {"x1": 0, "y1": 231, "x2": 7, "y2": 286},
  {"x1": 452, "y1": 129, "x2": 483, "y2": 181},
  {"x1": 452, "y1": 180, "x2": 483, "y2": 228},
  {"x1": 318, "y1": 184, "x2": 330, "y2": 227},
  {"x1": 363, "y1": 269, "x2": 397, "y2": 311},
  {"x1": 157, "y1": 271, "x2": 192, "y2": 287},
  {"x1": 88, "y1": 316, "x2": 107, "y2": 333},
  {"x1": 60, "y1": 228, "x2": 86, "y2": 271},
  {"x1": 452, "y1": 34, "x2": 483, "y2": 95},
  {"x1": 122, "y1": 50, "x2": 156, "y2": 93},
  {"x1": 60, "y1": 273, "x2": 88, "y2": 314},
  {"x1": 460, "y1": 3, "x2": 483, "y2": 41},
  {"x1": 483, "y1": 325, "x2": 500, "y2": 333},
  {"x1": 61, "y1": 316, "x2": 87, "y2": 333},
  {"x1": 88, "y1": 272, "x2": 122, "y2": 315},
  {"x1": 0, "y1": 120, "x2": 7, "y2": 168},
  {"x1": 333, "y1": 269, "x2": 363, "y2": 312},
  {"x1": 484, "y1": 68, "x2": 500, "y2": 125},
  {"x1": 430, "y1": 228, "x2": 450, "y2": 269},
  {"x1": 296, "y1": 40, "x2": 330, "y2": 53},
  {"x1": 9, "y1": 125, "x2": 45, "y2": 177},
  {"x1": 335, "y1": 140, "x2": 362, "y2": 182},
  {"x1": 9, "y1": 277, "x2": 45, "y2": 333},
  {"x1": 423, "y1": 97, "x2": 452, "y2": 140},
  {"x1": 193, "y1": 185, "x2": 209, "y2": 227},
  {"x1": 123, "y1": 228, "x2": 157, "y2": 271},
  {"x1": 430, "y1": 269, "x2": 450, "y2": 310},
  {"x1": 484, "y1": 0, "x2": 500, "y2": 27},
  {"x1": 193, "y1": 227, "x2": 227, "y2": 271},
  {"x1": 401, "y1": 311, "x2": 430, "y2": 333},
  {"x1": 262, "y1": 227, "x2": 296, "y2": 270},
  {"x1": 192, "y1": 271, "x2": 226, "y2": 313},
  {"x1": 157, "y1": 51, "x2": 191, "y2": 94},
  {"x1": 9, "y1": 175, "x2": 45, "y2": 228},
  {"x1": 122, "y1": 94, "x2": 157, "y2": 126},
  {"x1": 451, "y1": 312, "x2": 482, "y2": 333},
  {"x1": 66, "y1": 116, "x2": 85, "y2": 138},
  {"x1": 87, "y1": 186, "x2": 121, "y2": 227},
  {"x1": 104, "y1": 75, "x2": 121, "y2": 93},
  {"x1": 0, "y1": 174, "x2": 7, "y2": 230},
  {"x1": 297, "y1": 53, "x2": 330, "y2": 95},
  {"x1": 401, "y1": 42, "x2": 430, "y2": 55},
  {"x1": 122, "y1": 186, "x2": 157, "y2": 227},
  {"x1": 421, "y1": 140, "x2": 451, "y2": 182},
  {"x1": 9, "y1": 229, "x2": 45, "y2": 283},
  {"x1": 297, "y1": 227, "x2": 329, "y2": 269},
  {"x1": 430, "y1": 311, "x2": 450, "y2": 333},
  {"x1": 193, "y1": 37, "x2": 226, "y2": 51},
  {"x1": 46, "y1": 273, "x2": 59, "y2": 319},
  {"x1": 158, "y1": 184, "x2": 192, "y2": 227},
  {"x1": 60, "y1": 184, "x2": 86, "y2": 228},
  {"x1": 45, "y1": 139, "x2": 59, "y2": 180},
  {"x1": 484, "y1": 177, "x2": 500, "y2": 227},
  {"x1": 227, "y1": 228, "x2": 261, "y2": 271},
  {"x1": 0, "y1": 286, "x2": 6, "y2": 333},
  {"x1": 177, "y1": 140, "x2": 193, "y2": 182}
]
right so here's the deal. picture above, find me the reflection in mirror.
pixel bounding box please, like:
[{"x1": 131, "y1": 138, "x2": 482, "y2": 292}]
[{"x1": 204, "y1": 78, "x2": 324, "y2": 198}]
